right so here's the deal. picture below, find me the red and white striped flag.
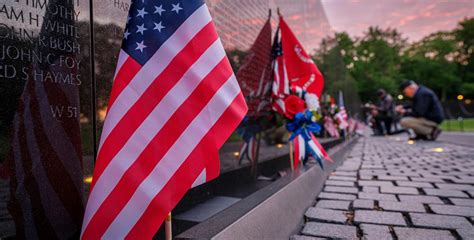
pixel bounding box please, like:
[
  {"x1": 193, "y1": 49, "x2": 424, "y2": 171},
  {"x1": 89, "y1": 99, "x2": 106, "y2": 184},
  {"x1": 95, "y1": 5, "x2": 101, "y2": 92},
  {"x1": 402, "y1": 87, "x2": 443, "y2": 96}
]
[
  {"x1": 335, "y1": 107, "x2": 349, "y2": 130},
  {"x1": 324, "y1": 116, "x2": 340, "y2": 138},
  {"x1": 336, "y1": 91, "x2": 348, "y2": 130},
  {"x1": 271, "y1": 27, "x2": 290, "y2": 115},
  {"x1": 81, "y1": 1, "x2": 247, "y2": 239}
]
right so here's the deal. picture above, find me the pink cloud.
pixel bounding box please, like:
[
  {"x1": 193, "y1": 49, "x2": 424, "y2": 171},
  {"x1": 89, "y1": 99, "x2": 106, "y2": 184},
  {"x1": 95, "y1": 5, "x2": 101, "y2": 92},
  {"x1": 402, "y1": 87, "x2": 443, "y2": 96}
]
[{"x1": 322, "y1": 0, "x2": 474, "y2": 41}]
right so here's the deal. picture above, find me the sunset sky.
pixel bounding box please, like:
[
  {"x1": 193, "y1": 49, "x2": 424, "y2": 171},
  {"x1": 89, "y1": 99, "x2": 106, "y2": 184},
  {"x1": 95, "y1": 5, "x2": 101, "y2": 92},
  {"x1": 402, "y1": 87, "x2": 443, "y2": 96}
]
[{"x1": 321, "y1": 0, "x2": 474, "y2": 41}]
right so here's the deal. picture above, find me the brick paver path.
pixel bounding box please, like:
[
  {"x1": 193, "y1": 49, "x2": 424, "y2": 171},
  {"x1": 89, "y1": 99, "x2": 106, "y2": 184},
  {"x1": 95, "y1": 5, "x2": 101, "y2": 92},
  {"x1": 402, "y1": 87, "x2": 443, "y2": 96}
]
[{"x1": 293, "y1": 136, "x2": 474, "y2": 240}]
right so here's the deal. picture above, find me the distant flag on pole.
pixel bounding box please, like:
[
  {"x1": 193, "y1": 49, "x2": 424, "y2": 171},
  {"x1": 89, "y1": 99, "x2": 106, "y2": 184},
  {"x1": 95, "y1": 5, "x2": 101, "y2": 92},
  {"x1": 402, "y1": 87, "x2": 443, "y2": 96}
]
[
  {"x1": 335, "y1": 91, "x2": 349, "y2": 130},
  {"x1": 81, "y1": 1, "x2": 247, "y2": 239},
  {"x1": 324, "y1": 115, "x2": 340, "y2": 138}
]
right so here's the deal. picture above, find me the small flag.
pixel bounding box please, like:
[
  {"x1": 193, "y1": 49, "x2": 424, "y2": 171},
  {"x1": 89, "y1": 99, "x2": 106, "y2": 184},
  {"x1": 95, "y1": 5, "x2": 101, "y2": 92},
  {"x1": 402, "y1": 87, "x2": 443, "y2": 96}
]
[
  {"x1": 271, "y1": 25, "x2": 290, "y2": 115},
  {"x1": 335, "y1": 91, "x2": 349, "y2": 130},
  {"x1": 324, "y1": 116, "x2": 340, "y2": 138},
  {"x1": 81, "y1": 1, "x2": 247, "y2": 239}
]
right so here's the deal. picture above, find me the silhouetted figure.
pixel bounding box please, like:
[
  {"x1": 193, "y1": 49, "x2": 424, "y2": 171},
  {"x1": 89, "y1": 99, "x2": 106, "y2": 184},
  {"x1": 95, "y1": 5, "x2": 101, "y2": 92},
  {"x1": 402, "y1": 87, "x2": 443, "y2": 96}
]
[
  {"x1": 372, "y1": 89, "x2": 395, "y2": 135},
  {"x1": 396, "y1": 80, "x2": 444, "y2": 140}
]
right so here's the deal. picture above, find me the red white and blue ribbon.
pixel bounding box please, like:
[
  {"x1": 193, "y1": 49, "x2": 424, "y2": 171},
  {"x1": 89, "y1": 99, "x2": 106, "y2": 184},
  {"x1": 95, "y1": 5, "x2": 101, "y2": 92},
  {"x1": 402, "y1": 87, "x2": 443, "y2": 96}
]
[
  {"x1": 293, "y1": 133, "x2": 331, "y2": 170},
  {"x1": 287, "y1": 111, "x2": 331, "y2": 169}
]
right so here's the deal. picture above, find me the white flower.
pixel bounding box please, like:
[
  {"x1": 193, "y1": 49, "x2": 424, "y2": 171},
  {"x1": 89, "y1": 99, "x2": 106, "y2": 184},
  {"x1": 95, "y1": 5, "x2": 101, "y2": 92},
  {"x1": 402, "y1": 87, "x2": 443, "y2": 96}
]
[{"x1": 305, "y1": 93, "x2": 320, "y2": 111}]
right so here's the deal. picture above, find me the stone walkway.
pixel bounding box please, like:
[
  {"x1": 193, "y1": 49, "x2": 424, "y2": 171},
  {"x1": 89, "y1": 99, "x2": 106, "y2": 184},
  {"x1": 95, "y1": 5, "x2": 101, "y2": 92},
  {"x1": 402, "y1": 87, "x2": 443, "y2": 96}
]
[{"x1": 293, "y1": 135, "x2": 474, "y2": 240}]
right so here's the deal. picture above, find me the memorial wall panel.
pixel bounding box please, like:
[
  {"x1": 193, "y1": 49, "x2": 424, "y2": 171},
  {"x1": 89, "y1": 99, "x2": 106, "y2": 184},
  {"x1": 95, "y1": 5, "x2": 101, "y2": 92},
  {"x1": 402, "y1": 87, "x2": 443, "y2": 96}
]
[
  {"x1": 0, "y1": 0, "x2": 330, "y2": 237},
  {"x1": 0, "y1": 0, "x2": 92, "y2": 238}
]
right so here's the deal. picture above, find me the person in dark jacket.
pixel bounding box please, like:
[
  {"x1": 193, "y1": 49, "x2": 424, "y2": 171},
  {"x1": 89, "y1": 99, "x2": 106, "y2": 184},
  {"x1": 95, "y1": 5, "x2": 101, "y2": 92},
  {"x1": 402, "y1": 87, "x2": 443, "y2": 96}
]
[
  {"x1": 396, "y1": 80, "x2": 444, "y2": 140},
  {"x1": 372, "y1": 89, "x2": 395, "y2": 135}
]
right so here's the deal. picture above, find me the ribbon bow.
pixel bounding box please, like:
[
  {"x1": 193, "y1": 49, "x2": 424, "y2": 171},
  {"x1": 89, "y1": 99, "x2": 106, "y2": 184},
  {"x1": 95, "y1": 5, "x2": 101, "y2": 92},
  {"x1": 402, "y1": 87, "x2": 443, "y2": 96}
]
[
  {"x1": 286, "y1": 110, "x2": 324, "y2": 169},
  {"x1": 287, "y1": 110, "x2": 321, "y2": 141}
]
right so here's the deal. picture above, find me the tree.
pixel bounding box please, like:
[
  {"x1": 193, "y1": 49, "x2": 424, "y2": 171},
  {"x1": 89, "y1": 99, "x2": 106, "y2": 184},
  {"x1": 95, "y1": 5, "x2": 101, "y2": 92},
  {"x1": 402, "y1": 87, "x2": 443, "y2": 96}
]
[
  {"x1": 455, "y1": 18, "x2": 474, "y2": 98},
  {"x1": 314, "y1": 33, "x2": 361, "y2": 115},
  {"x1": 350, "y1": 27, "x2": 406, "y2": 102},
  {"x1": 401, "y1": 31, "x2": 461, "y2": 101}
]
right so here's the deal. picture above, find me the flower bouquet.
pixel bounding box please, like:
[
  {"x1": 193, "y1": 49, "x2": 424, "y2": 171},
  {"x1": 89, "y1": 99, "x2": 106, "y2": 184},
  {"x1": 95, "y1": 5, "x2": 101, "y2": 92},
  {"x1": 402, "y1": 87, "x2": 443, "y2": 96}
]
[{"x1": 282, "y1": 89, "x2": 331, "y2": 170}]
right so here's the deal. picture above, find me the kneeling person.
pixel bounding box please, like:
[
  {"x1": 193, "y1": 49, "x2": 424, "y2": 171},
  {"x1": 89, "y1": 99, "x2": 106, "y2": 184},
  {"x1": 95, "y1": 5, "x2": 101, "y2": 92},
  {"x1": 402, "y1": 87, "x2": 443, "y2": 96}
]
[{"x1": 396, "y1": 80, "x2": 444, "y2": 140}]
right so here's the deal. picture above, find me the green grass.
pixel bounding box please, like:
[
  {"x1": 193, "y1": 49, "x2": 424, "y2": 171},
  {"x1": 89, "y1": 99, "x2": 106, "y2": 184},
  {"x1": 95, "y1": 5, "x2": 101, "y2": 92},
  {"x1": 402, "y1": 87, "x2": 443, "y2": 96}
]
[{"x1": 440, "y1": 118, "x2": 474, "y2": 132}]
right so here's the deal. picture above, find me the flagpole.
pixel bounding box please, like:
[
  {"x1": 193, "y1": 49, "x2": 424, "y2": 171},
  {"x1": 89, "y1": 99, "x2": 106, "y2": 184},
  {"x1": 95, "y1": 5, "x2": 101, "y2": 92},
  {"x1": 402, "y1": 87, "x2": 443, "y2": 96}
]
[
  {"x1": 289, "y1": 141, "x2": 294, "y2": 171},
  {"x1": 165, "y1": 212, "x2": 172, "y2": 240}
]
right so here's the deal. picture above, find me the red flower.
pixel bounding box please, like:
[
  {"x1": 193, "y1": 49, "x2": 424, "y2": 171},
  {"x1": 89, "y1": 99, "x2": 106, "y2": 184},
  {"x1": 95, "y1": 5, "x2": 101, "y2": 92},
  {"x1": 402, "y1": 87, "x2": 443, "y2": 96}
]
[{"x1": 284, "y1": 95, "x2": 305, "y2": 119}]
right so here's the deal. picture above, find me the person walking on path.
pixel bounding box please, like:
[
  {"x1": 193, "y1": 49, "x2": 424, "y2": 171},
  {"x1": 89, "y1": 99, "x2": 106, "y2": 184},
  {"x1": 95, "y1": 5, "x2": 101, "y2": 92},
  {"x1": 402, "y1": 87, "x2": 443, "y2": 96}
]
[{"x1": 396, "y1": 80, "x2": 444, "y2": 140}]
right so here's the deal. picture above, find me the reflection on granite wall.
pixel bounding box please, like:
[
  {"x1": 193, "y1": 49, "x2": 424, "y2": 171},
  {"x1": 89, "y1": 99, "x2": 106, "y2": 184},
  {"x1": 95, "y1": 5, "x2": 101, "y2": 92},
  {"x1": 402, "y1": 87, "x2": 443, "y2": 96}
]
[
  {"x1": 0, "y1": 0, "x2": 331, "y2": 237},
  {"x1": 0, "y1": 0, "x2": 91, "y2": 238},
  {"x1": 93, "y1": 0, "x2": 129, "y2": 123},
  {"x1": 207, "y1": 0, "x2": 332, "y2": 52}
]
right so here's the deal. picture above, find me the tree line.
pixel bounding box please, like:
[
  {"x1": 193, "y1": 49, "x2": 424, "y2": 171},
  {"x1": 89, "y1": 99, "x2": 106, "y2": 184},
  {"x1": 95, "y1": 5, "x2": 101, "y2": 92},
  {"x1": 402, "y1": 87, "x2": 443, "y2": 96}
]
[{"x1": 314, "y1": 17, "x2": 474, "y2": 103}]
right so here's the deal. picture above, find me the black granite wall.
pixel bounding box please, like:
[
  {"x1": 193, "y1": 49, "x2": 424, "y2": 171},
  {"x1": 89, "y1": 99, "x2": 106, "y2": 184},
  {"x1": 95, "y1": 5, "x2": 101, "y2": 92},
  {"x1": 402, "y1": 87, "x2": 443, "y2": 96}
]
[{"x1": 0, "y1": 0, "x2": 132, "y2": 237}]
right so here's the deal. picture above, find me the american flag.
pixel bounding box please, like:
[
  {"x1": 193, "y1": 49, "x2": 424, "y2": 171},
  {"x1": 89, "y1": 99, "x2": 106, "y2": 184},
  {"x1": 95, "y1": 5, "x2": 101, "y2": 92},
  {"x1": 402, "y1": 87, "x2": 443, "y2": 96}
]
[
  {"x1": 81, "y1": 1, "x2": 247, "y2": 239},
  {"x1": 335, "y1": 108, "x2": 348, "y2": 130},
  {"x1": 335, "y1": 91, "x2": 349, "y2": 130},
  {"x1": 271, "y1": 26, "x2": 290, "y2": 115},
  {"x1": 324, "y1": 115, "x2": 340, "y2": 138}
]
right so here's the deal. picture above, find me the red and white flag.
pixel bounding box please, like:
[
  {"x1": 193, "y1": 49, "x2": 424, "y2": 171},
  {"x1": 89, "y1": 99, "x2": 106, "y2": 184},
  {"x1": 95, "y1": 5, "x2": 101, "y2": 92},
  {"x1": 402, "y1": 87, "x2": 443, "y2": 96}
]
[
  {"x1": 336, "y1": 91, "x2": 349, "y2": 130},
  {"x1": 272, "y1": 15, "x2": 325, "y2": 115},
  {"x1": 335, "y1": 108, "x2": 349, "y2": 130},
  {"x1": 81, "y1": 1, "x2": 247, "y2": 239},
  {"x1": 279, "y1": 16, "x2": 324, "y2": 97},
  {"x1": 324, "y1": 116, "x2": 340, "y2": 138}
]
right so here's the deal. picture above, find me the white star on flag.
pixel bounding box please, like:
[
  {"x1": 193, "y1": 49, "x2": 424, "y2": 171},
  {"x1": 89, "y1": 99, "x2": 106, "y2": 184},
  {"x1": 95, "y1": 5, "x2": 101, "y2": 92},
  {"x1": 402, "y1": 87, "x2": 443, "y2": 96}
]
[
  {"x1": 153, "y1": 22, "x2": 165, "y2": 32},
  {"x1": 171, "y1": 3, "x2": 183, "y2": 14},
  {"x1": 154, "y1": 5, "x2": 165, "y2": 15},
  {"x1": 136, "y1": 23, "x2": 147, "y2": 35},
  {"x1": 123, "y1": 30, "x2": 131, "y2": 39},
  {"x1": 137, "y1": 8, "x2": 148, "y2": 18},
  {"x1": 135, "y1": 41, "x2": 146, "y2": 52}
]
